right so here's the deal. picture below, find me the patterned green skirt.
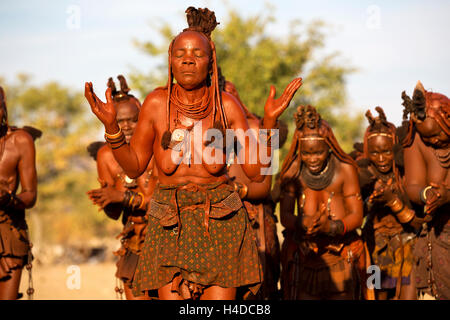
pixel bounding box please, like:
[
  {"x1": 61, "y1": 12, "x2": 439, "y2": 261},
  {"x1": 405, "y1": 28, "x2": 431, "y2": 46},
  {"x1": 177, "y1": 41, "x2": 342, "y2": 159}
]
[{"x1": 132, "y1": 181, "x2": 262, "y2": 297}]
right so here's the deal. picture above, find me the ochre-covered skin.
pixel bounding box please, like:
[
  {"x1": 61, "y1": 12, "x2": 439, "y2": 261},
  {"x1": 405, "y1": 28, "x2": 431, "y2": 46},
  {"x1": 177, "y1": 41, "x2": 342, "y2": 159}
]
[
  {"x1": 225, "y1": 80, "x2": 281, "y2": 300},
  {"x1": 85, "y1": 7, "x2": 301, "y2": 300},
  {"x1": 0, "y1": 86, "x2": 38, "y2": 300},
  {"x1": 87, "y1": 81, "x2": 157, "y2": 300},
  {"x1": 279, "y1": 106, "x2": 365, "y2": 300},
  {"x1": 401, "y1": 82, "x2": 450, "y2": 300},
  {"x1": 359, "y1": 107, "x2": 418, "y2": 300}
]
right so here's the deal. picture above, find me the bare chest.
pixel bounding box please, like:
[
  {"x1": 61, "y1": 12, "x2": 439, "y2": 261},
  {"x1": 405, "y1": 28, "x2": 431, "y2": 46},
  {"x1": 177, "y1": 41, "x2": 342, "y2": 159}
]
[
  {"x1": 298, "y1": 175, "x2": 347, "y2": 219},
  {"x1": 423, "y1": 146, "x2": 450, "y2": 185},
  {"x1": 153, "y1": 112, "x2": 227, "y2": 177},
  {"x1": 0, "y1": 137, "x2": 21, "y2": 184}
]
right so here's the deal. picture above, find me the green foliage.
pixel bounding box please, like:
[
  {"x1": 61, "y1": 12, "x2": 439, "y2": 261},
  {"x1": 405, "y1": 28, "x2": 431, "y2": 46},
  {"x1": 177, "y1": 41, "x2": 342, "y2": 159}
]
[
  {"x1": 131, "y1": 7, "x2": 363, "y2": 153},
  {"x1": 2, "y1": 76, "x2": 121, "y2": 245},
  {"x1": 0, "y1": 7, "x2": 366, "y2": 247}
]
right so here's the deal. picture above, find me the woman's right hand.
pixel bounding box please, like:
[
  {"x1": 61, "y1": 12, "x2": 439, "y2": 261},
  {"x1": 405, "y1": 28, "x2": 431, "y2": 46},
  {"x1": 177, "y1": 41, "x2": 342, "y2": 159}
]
[
  {"x1": 84, "y1": 82, "x2": 118, "y2": 131},
  {"x1": 369, "y1": 178, "x2": 397, "y2": 204},
  {"x1": 87, "y1": 183, "x2": 124, "y2": 210},
  {"x1": 305, "y1": 202, "x2": 329, "y2": 236}
]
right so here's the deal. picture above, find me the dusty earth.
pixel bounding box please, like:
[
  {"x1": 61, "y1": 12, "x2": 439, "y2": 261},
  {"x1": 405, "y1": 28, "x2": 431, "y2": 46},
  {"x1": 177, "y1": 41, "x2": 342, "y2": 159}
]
[
  {"x1": 19, "y1": 262, "x2": 119, "y2": 300},
  {"x1": 16, "y1": 218, "x2": 434, "y2": 301}
]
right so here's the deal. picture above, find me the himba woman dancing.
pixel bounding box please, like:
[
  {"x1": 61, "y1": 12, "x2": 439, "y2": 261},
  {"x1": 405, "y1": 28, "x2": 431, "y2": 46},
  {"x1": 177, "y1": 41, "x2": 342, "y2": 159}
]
[
  {"x1": 401, "y1": 82, "x2": 450, "y2": 300},
  {"x1": 87, "y1": 75, "x2": 157, "y2": 300},
  {"x1": 0, "y1": 86, "x2": 39, "y2": 300},
  {"x1": 278, "y1": 105, "x2": 369, "y2": 300},
  {"x1": 85, "y1": 7, "x2": 302, "y2": 300},
  {"x1": 358, "y1": 106, "x2": 420, "y2": 300},
  {"x1": 221, "y1": 76, "x2": 286, "y2": 300}
]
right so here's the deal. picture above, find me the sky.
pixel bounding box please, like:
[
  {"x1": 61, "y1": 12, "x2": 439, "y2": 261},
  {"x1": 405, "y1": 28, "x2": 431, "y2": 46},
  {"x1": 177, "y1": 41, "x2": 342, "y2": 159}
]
[{"x1": 0, "y1": 0, "x2": 449, "y2": 127}]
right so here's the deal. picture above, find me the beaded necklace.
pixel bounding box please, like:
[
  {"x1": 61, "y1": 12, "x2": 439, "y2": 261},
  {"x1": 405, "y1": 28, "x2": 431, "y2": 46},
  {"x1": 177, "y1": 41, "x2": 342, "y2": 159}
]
[
  {"x1": 170, "y1": 84, "x2": 213, "y2": 120},
  {"x1": 433, "y1": 146, "x2": 450, "y2": 168},
  {"x1": 300, "y1": 154, "x2": 336, "y2": 190}
]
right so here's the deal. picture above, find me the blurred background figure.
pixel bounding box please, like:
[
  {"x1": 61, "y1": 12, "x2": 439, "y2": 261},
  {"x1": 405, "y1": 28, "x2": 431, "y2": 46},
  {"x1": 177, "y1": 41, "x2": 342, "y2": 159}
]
[
  {"x1": 0, "y1": 86, "x2": 39, "y2": 300},
  {"x1": 87, "y1": 76, "x2": 157, "y2": 300}
]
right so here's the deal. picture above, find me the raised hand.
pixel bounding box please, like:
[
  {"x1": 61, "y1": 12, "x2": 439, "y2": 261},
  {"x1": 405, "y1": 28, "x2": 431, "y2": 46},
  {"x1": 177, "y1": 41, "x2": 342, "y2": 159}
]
[
  {"x1": 263, "y1": 77, "x2": 302, "y2": 128},
  {"x1": 84, "y1": 82, "x2": 118, "y2": 132}
]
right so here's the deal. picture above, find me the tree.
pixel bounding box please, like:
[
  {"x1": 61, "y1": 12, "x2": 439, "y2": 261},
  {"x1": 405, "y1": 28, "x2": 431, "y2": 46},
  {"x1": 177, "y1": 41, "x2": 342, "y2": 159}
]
[
  {"x1": 130, "y1": 7, "x2": 363, "y2": 153},
  {"x1": 2, "y1": 75, "x2": 121, "y2": 247}
]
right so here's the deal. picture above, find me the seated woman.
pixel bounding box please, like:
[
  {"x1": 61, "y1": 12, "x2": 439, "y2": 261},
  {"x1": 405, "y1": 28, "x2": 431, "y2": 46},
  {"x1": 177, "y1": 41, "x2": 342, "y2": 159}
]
[
  {"x1": 85, "y1": 7, "x2": 302, "y2": 300},
  {"x1": 279, "y1": 105, "x2": 366, "y2": 300},
  {"x1": 87, "y1": 76, "x2": 157, "y2": 300},
  {"x1": 358, "y1": 106, "x2": 420, "y2": 300}
]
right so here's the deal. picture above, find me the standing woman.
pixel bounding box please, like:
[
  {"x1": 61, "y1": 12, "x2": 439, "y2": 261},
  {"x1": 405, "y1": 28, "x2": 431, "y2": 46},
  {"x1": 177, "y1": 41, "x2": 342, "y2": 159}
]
[
  {"x1": 0, "y1": 87, "x2": 38, "y2": 300},
  {"x1": 223, "y1": 79, "x2": 284, "y2": 300},
  {"x1": 87, "y1": 76, "x2": 157, "y2": 300},
  {"x1": 85, "y1": 7, "x2": 302, "y2": 300},
  {"x1": 401, "y1": 82, "x2": 450, "y2": 300},
  {"x1": 358, "y1": 107, "x2": 420, "y2": 300},
  {"x1": 279, "y1": 105, "x2": 366, "y2": 300}
]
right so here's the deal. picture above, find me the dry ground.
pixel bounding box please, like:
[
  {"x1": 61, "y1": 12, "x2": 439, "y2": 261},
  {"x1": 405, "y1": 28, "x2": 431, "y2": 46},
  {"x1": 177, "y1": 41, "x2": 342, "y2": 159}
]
[
  {"x1": 19, "y1": 262, "x2": 119, "y2": 300},
  {"x1": 17, "y1": 218, "x2": 434, "y2": 301}
]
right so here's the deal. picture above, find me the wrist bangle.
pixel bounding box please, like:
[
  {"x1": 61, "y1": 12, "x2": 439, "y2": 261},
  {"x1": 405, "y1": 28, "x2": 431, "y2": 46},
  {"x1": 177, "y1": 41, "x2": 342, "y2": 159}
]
[
  {"x1": 128, "y1": 193, "x2": 135, "y2": 207},
  {"x1": 137, "y1": 192, "x2": 146, "y2": 210},
  {"x1": 420, "y1": 186, "x2": 433, "y2": 204},
  {"x1": 387, "y1": 197, "x2": 404, "y2": 213},
  {"x1": 105, "y1": 127, "x2": 126, "y2": 150},
  {"x1": 105, "y1": 127, "x2": 122, "y2": 139},
  {"x1": 105, "y1": 131, "x2": 126, "y2": 150},
  {"x1": 110, "y1": 139, "x2": 126, "y2": 150},
  {"x1": 396, "y1": 206, "x2": 416, "y2": 224}
]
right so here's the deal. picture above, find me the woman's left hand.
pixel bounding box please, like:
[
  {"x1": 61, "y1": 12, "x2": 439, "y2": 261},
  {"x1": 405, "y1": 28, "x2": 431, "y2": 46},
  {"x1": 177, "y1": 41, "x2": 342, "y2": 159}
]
[
  {"x1": 425, "y1": 182, "x2": 449, "y2": 214},
  {"x1": 87, "y1": 184, "x2": 124, "y2": 210},
  {"x1": 263, "y1": 77, "x2": 302, "y2": 128},
  {"x1": 369, "y1": 178, "x2": 397, "y2": 204}
]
